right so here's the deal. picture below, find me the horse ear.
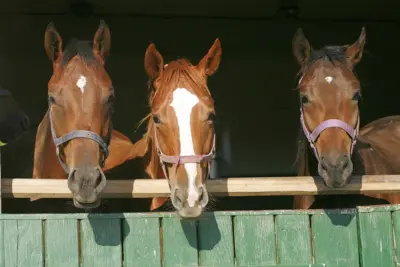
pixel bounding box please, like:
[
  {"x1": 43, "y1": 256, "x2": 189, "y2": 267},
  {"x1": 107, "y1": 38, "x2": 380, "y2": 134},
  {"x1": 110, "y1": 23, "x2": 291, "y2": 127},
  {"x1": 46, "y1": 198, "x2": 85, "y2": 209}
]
[
  {"x1": 93, "y1": 20, "x2": 111, "y2": 61},
  {"x1": 198, "y1": 38, "x2": 222, "y2": 76},
  {"x1": 144, "y1": 43, "x2": 164, "y2": 79},
  {"x1": 292, "y1": 28, "x2": 311, "y2": 67},
  {"x1": 44, "y1": 22, "x2": 62, "y2": 62},
  {"x1": 345, "y1": 27, "x2": 366, "y2": 67}
]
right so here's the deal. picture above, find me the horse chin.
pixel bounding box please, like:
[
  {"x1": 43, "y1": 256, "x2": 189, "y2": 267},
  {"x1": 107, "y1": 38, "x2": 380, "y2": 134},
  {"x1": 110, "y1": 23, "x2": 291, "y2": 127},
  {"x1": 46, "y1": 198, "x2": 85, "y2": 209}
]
[
  {"x1": 73, "y1": 198, "x2": 101, "y2": 210},
  {"x1": 176, "y1": 206, "x2": 204, "y2": 220}
]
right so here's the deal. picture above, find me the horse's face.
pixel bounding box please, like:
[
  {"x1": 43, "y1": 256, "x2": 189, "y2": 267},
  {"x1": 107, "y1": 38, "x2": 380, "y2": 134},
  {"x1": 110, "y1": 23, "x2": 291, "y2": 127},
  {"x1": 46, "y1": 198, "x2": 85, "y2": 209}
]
[
  {"x1": 145, "y1": 39, "x2": 221, "y2": 219},
  {"x1": 293, "y1": 28, "x2": 366, "y2": 188},
  {"x1": 44, "y1": 21, "x2": 113, "y2": 208}
]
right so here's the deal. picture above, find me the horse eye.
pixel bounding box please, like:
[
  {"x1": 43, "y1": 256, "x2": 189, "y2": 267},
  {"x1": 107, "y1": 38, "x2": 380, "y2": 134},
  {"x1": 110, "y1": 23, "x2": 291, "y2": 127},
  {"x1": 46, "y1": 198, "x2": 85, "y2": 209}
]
[
  {"x1": 153, "y1": 115, "x2": 161, "y2": 124},
  {"x1": 208, "y1": 113, "x2": 216, "y2": 122},
  {"x1": 48, "y1": 95, "x2": 55, "y2": 104},
  {"x1": 300, "y1": 95, "x2": 309, "y2": 105},
  {"x1": 352, "y1": 91, "x2": 361, "y2": 101},
  {"x1": 107, "y1": 94, "x2": 115, "y2": 103}
]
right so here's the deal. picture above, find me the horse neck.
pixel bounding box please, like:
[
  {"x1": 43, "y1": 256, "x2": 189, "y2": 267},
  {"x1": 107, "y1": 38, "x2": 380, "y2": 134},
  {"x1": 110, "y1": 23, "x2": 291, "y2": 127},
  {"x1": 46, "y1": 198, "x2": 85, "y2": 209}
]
[
  {"x1": 296, "y1": 129, "x2": 311, "y2": 176},
  {"x1": 32, "y1": 111, "x2": 65, "y2": 179}
]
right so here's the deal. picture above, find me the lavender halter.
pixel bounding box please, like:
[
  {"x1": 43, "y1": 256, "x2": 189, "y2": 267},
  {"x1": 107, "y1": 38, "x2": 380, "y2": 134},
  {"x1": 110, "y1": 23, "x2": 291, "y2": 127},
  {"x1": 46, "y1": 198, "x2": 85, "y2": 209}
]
[
  {"x1": 153, "y1": 126, "x2": 216, "y2": 181},
  {"x1": 300, "y1": 107, "x2": 359, "y2": 159}
]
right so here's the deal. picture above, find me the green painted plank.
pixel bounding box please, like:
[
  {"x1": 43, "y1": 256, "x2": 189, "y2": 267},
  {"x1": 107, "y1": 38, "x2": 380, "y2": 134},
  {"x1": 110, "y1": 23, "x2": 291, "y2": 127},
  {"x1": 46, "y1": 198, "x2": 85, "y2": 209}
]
[
  {"x1": 162, "y1": 217, "x2": 198, "y2": 267},
  {"x1": 234, "y1": 215, "x2": 276, "y2": 266},
  {"x1": 392, "y1": 211, "x2": 400, "y2": 263},
  {"x1": 3, "y1": 220, "x2": 17, "y2": 266},
  {"x1": 198, "y1": 216, "x2": 234, "y2": 266},
  {"x1": 276, "y1": 214, "x2": 312, "y2": 265},
  {"x1": 312, "y1": 213, "x2": 359, "y2": 267},
  {"x1": 209, "y1": 264, "x2": 326, "y2": 267},
  {"x1": 2, "y1": 220, "x2": 17, "y2": 267},
  {"x1": 45, "y1": 219, "x2": 79, "y2": 267},
  {"x1": 123, "y1": 217, "x2": 161, "y2": 267},
  {"x1": 237, "y1": 265, "x2": 326, "y2": 267},
  {"x1": 0, "y1": 208, "x2": 359, "y2": 220},
  {"x1": 0, "y1": 221, "x2": 3, "y2": 267},
  {"x1": 358, "y1": 211, "x2": 395, "y2": 267},
  {"x1": 81, "y1": 218, "x2": 122, "y2": 267},
  {"x1": 14, "y1": 220, "x2": 44, "y2": 266}
]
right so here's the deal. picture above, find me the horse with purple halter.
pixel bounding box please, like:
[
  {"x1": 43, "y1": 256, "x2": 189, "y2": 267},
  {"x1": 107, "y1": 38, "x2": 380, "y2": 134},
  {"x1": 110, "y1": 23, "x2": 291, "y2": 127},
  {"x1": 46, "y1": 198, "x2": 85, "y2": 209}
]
[{"x1": 293, "y1": 28, "x2": 400, "y2": 209}]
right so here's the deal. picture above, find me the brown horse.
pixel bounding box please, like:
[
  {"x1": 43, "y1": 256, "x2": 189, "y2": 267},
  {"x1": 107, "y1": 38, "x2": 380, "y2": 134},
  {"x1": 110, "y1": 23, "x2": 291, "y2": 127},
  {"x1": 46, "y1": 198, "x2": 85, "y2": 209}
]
[
  {"x1": 32, "y1": 21, "x2": 139, "y2": 209},
  {"x1": 129, "y1": 39, "x2": 222, "y2": 219},
  {"x1": 292, "y1": 28, "x2": 400, "y2": 209}
]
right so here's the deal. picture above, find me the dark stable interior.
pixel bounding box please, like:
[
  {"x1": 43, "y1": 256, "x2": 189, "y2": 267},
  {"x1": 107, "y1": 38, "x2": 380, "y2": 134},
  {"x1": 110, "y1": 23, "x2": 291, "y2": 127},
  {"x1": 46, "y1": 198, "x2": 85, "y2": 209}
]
[{"x1": 1, "y1": 1, "x2": 399, "y2": 213}]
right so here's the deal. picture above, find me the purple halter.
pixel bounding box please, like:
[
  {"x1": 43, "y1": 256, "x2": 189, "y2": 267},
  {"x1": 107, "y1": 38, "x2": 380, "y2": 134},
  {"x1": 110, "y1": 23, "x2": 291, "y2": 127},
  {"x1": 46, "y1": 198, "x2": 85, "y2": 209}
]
[
  {"x1": 300, "y1": 107, "x2": 359, "y2": 159},
  {"x1": 153, "y1": 125, "x2": 216, "y2": 181}
]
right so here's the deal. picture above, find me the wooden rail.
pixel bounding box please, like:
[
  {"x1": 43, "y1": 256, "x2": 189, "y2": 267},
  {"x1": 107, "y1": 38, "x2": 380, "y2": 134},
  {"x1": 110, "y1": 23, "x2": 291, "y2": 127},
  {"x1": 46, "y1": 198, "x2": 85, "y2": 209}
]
[{"x1": 1, "y1": 175, "x2": 400, "y2": 198}]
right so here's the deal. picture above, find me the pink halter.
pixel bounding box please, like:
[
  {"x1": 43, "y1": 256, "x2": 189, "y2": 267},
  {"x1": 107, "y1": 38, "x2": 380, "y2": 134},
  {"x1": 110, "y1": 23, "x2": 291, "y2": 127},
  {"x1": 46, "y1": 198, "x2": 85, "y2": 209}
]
[
  {"x1": 153, "y1": 126, "x2": 216, "y2": 180},
  {"x1": 300, "y1": 107, "x2": 359, "y2": 159}
]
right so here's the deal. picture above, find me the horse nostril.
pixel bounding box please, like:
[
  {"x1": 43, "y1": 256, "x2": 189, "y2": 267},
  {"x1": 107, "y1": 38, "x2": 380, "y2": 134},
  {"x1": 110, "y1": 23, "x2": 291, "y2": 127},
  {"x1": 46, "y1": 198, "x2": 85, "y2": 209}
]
[
  {"x1": 320, "y1": 157, "x2": 328, "y2": 171},
  {"x1": 198, "y1": 188, "x2": 204, "y2": 202},
  {"x1": 340, "y1": 155, "x2": 349, "y2": 169},
  {"x1": 94, "y1": 169, "x2": 106, "y2": 194}
]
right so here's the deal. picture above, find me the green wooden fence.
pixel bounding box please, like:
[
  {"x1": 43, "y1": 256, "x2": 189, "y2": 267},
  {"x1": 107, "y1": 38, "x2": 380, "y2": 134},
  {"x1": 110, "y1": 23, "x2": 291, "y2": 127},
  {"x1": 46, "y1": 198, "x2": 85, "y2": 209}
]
[{"x1": 1, "y1": 205, "x2": 400, "y2": 267}]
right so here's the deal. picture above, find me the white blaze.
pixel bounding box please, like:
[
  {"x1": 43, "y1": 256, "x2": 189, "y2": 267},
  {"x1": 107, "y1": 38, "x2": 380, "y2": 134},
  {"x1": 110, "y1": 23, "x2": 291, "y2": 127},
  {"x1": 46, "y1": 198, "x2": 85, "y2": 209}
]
[
  {"x1": 76, "y1": 75, "x2": 87, "y2": 94},
  {"x1": 170, "y1": 88, "x2": 199, "y2": 207},
  {"x1": 324, "y1": 76, "x2": 334, "y2": 84}
]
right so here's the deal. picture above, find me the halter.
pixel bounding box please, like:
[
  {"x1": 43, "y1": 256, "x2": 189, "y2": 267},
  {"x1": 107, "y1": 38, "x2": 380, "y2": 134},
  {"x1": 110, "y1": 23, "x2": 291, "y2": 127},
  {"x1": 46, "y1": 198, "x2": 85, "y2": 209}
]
[
  {"x1": 300, "y1": 107, "x2": 359, "y2": 160},
  {"x1": 49, "y1": 108, "x2": 112, "y2": 173},
  {"x1": 153, "y1": 125, "x2": 216, "y2": 182}
]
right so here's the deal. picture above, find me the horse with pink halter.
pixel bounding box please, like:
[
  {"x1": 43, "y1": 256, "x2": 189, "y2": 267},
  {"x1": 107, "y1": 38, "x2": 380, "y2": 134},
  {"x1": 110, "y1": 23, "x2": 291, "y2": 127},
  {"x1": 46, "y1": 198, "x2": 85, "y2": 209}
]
[{"x1": 293, "y1": 27, "x2": 400, "y2": 209}]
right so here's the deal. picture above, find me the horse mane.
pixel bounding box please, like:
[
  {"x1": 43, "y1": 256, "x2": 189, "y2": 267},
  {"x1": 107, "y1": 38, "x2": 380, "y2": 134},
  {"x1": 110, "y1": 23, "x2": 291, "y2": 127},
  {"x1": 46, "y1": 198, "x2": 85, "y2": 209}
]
[
  {"x1": 150, "y1": 59, "x2": 212, "y2": 110},
  {"x1": 61, "y1": 38, "x2": 99, "y2": 68},
  {"x1": 297, "y1": 46, "x2": 349, "y2": 78}
]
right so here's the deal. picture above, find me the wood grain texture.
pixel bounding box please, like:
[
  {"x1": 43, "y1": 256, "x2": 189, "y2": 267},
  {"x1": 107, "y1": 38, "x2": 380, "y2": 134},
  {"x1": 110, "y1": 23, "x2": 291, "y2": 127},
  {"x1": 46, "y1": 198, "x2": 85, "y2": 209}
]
[
  {"x1": 123, "y1": 217, "x2": 161, "y2": 267},
  {"x1": 275, "y1": 214, "x2": 312, "y2": 265},
  {"x1": 4, "y1": 175, "x2": 400, "y2": 198},
  {"x1": 16, "y1": 219, "x2": 43, "y2": 267},
  {"x1": 234, "y1": 215, "x2": 276, "y2": 266},
  {"x1": 80, "y1": 218, "x2": 122, "y2": 267},
  {"x1": 198, "y1": 216, "x2": 234, "y2": 266},
  {"x1": 45, "y1": 219, "x2": 79, "y2": 267},
  {"x1": 392, "y1": 211, "x2": 400, "y2": 264},
  {"x1": 312, "y1": 213, "x2": 359, "y2": 267},
  {"x1": 162, "y1": 217, "x2": 198, "y2": 267},
  {"x1": 3, "y1": 220, "x2": 17, "y2": 267},
  {"x1": 358, "y1": 211, "x2": 395, "y2": 267}
]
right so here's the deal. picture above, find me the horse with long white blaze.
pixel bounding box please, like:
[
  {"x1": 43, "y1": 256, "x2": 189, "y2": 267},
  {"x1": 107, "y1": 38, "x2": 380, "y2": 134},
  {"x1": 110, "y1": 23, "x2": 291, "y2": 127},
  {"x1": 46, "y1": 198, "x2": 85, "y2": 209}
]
[
  {"x1": 129, "y1": 39, "x2": 221, "y2": 219},
  {"x1": 32, "y1": 21, "x2": 140, "y2": 209},
  {"x1": 293, "y1": 28, "x2": 400, "y2": 209}
]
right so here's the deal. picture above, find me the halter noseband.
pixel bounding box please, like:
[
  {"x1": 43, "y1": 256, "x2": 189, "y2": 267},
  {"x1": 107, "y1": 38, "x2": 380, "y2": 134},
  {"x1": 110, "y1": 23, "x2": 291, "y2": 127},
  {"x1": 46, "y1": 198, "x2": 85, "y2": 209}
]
[
  {"x1": 49, "y1": 108, "x2": 111, "y2": 173},
  {"x1": 153, "y1": 125, "x2": 216, "y2": 181},
  {"x1": 300, "y1": 107, "x2": 359, "y2": 159}
]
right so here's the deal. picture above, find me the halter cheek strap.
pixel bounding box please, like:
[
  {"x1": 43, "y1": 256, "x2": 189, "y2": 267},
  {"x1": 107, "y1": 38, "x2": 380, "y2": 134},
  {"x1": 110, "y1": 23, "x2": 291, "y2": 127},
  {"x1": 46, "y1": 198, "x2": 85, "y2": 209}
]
[
  {"x1": 153, "y1": 126, "x2": 216, "y2": 182},
  {"x1": 300, "y1": 107, "x2": 359, "y2": 159},
  {"x1": 49, "y1": 108, "x2": 111, "y2": 173}
]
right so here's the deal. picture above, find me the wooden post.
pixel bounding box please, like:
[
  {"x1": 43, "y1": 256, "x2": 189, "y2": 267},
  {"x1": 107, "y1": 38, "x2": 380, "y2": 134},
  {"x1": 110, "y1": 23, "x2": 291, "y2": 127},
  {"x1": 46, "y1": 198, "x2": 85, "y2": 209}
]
[{"x1": 4, "y1": 175, "x2": 400, "y2": 198}]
